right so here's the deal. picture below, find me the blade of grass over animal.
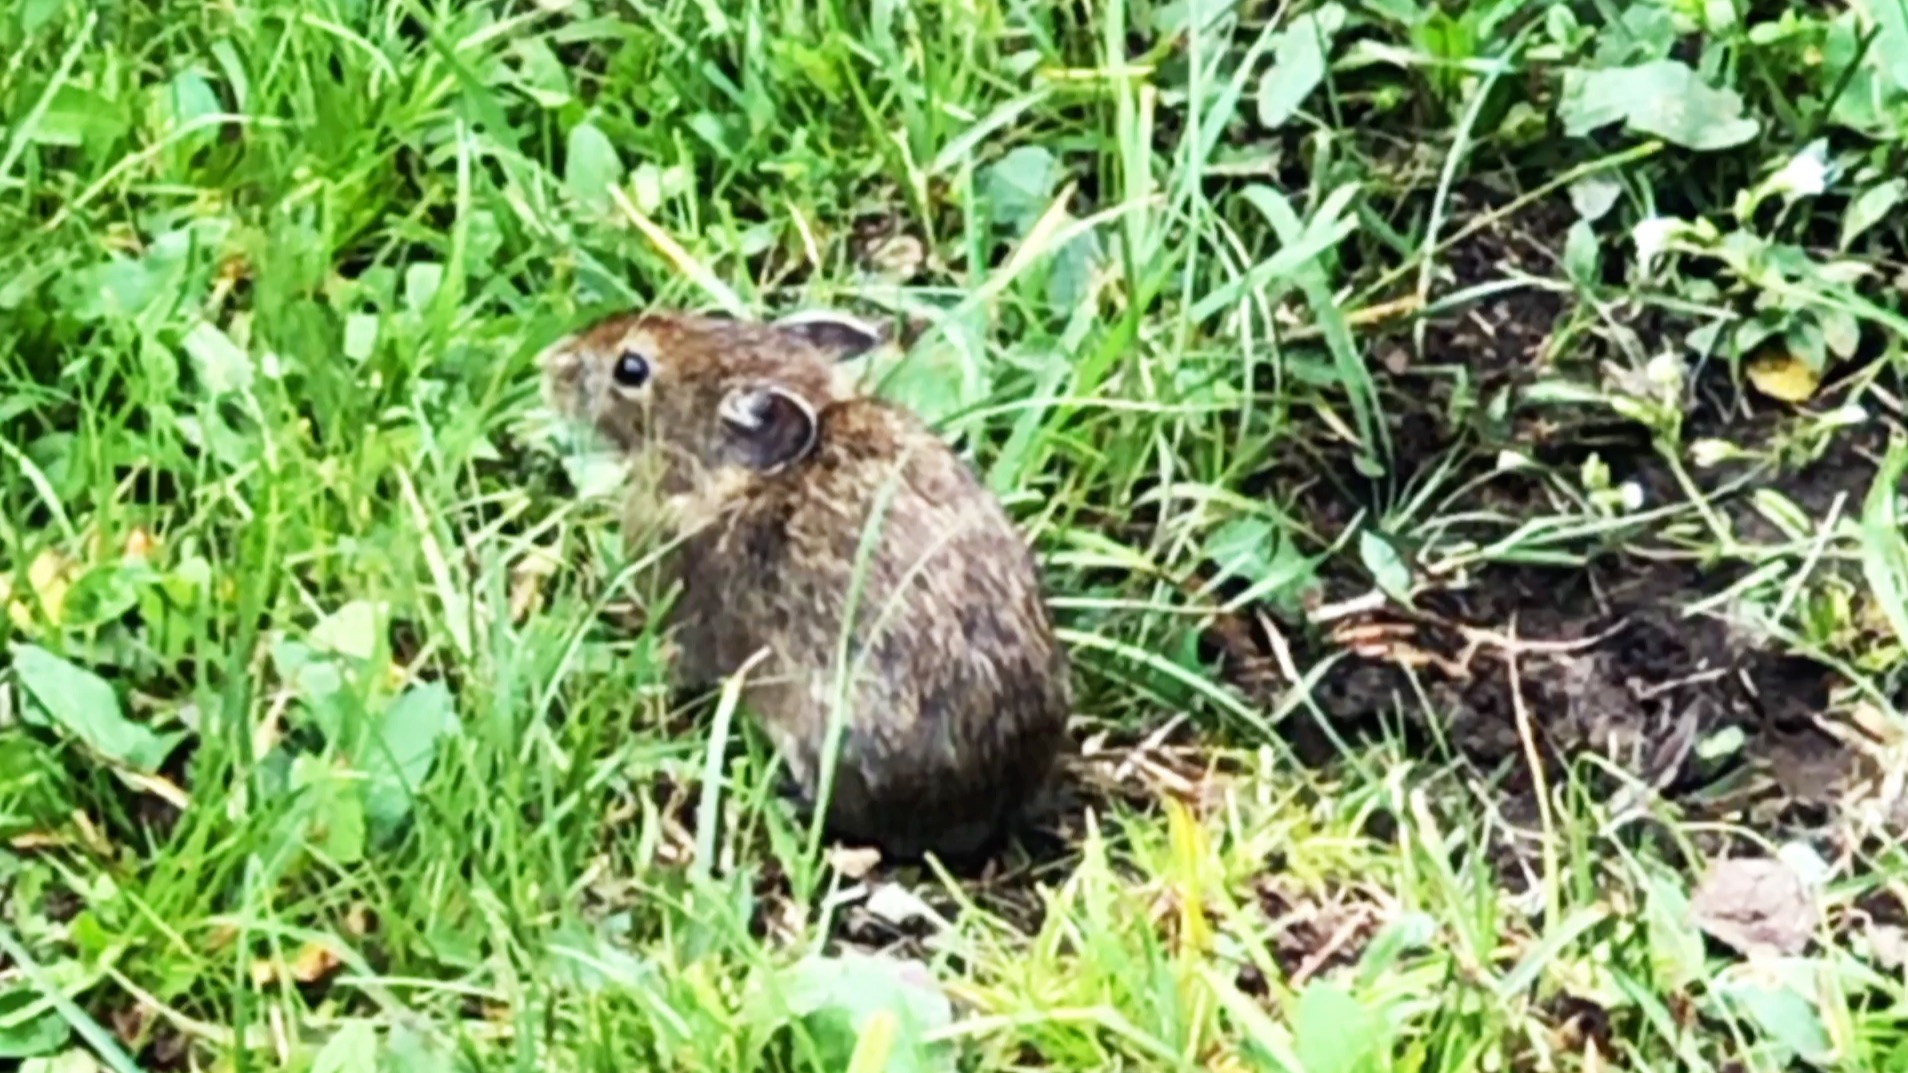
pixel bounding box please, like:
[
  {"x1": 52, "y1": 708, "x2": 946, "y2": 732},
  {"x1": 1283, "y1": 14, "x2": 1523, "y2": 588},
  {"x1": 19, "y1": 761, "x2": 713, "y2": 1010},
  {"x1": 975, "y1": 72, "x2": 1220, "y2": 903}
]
[
  {"x1": 693, "y1": 648, "x2": 766, "y2": 886},
  {"x1": 1859, "y1": 437, "x2": 1908, "y2": 650},
  {"x1": 797, "y1": 445, "x2": 913, "y2": 893}
]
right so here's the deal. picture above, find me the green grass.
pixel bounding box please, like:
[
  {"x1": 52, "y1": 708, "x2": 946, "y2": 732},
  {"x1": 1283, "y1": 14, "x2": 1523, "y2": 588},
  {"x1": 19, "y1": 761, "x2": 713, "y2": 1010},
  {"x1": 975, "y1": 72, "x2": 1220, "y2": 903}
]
[{"x1": 4, "y1": 0, "x2": 1908, "y2": 1071}]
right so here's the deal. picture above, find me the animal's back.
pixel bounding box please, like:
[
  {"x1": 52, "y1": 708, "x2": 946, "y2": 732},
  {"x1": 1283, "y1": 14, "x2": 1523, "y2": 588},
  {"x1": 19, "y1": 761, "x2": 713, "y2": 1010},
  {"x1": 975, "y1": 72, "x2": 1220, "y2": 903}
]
[{"x1": 678, "y1": 396, "x2": 1071, "y2": 859}]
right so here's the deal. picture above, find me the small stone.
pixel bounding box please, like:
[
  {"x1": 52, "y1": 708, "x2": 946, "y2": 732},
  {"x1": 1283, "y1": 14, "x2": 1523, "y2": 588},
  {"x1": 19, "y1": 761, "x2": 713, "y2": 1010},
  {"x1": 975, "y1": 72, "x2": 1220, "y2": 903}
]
[{"x1": 1688, "y1": 855, "x2": 1820, "y2": 957}]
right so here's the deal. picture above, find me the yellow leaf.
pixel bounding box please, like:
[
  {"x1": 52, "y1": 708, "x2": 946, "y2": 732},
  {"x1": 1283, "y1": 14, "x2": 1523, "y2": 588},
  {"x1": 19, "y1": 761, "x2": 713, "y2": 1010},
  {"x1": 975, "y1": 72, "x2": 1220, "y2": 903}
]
[
  {"x1": 122, "y1": 527, "x2": 159, "y2": 561},
  {"x1": 1746, "y1": 352, "x2": 1820, "y2": 403},
  {"x1": 845, "y1": 1008, "x2": 898, "y2": 1073},
  {"x1": 249, "y1": 940, "x2": 342, "y2": 986},
  {"x1": 119, "y1": 770, "x2": 191, "y2": 811},
  {"x1": 5, "y1": 547, "x2": 77, "y2": 629},
  {"x1": 1164, "y1": 796, "x2": 1213, "y2": 953}
]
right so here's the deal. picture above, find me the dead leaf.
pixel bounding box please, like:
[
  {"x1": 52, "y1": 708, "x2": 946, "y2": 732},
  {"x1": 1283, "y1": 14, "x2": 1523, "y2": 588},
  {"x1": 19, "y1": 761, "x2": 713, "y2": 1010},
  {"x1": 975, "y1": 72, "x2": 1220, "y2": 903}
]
[
  {"x1": 122, "y1": 528, "x2": 158, "y2": 561},
  {"x1": 865, "y1": 882, "x2": 941, "y2": 929},
  {"x1": 1202, "y1": 1050, "x2": 1256, "y2": 1073},
  {"x1": 1163, "y1": 796, "x2": 1214, "y2": 954},
  {"x1": 1746, "y1": 351, "x2": 1820, "y2": 403},
  {"x1": 508, "y1": 549, "x2": 559, "y2": 623},
  {"x1": 826, "y1": 844, "x2": 882, "y2": 879},
  {"x1": 69, "y1": 809, "x2": 111, "y2": 856},
  {"x1": 1866, "y1": 923, "x2": 1908, "y2": 971},
  {"x1": 3, "y1": 547, "x2": 77, "y2": 629},
  {"x1": 249, "y1": 940, "x2": 342, "y2": 987},
  {"x1": 1687, "y1": 855, "x2": 1819, "y2": 956},
  {"x1": 864, "y1": 233, "x2": 926, "y2": 280},
  {"x1": 118, "y1": 770, "x2": 191, "y2": 811}
]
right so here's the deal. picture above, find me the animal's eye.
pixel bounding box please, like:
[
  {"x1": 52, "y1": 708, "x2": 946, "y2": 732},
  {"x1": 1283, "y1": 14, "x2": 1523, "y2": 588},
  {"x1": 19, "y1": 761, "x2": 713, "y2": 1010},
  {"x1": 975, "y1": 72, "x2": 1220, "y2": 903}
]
[{"x1": 612, "y1": 349, "x2": 651, "y2": 388}]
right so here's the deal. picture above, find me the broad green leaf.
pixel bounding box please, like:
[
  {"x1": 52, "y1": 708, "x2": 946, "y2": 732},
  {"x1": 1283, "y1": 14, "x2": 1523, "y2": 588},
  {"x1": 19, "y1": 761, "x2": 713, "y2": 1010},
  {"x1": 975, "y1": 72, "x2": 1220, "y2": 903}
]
[
  {"x1": 1858, "y1": 439, "x2": 1908, "y2": 650},
  {"x1": 1292, "y1": 981, "x2": 1382, "y2": 1073},
  {"x1": 749, "y1": 953, "x2": 956, "y2": 1073},
  {"x1": 982, "y1": 145, "x2": 1059, "y2": 235},
  {"x1": 1563, "y1": 218, "x2": 1599, "y2": 286},
  {"x1": 312, "y1": 1021, "x2": 379, "y2": 1073},
  {"x1": 1358, "y1": 530, "x2": 1413, "y2": 606},
  {"x1": 1856, "y1": 0, "x2": 1908, "y2": 94},
  {"x1": 1559, "y1": 60, "x2": 1758, "y2": 151},
  {"x1": 54, "y1": 257, "x2": 160, "y2": 323},
  {"x1": 864, "y1": 335, "x2": 986, "y2": 429},
  {"x1": 10, "y1": 644, "x2": 182, "y2": 774},
  {"x1": 511, "y1": 37, "x2": 574, "y2": 108},
  {"x1": 180, "y1": 320, "x2": 252, "y2": 397},
  {"x1": 1205, "y1": 516, "x2": 1316, "y2": 608},
  {"x1": 310, "y1": 599, "x2": 385, "y2": 662},
  {"x1": 402, "y1": 263, "x2": 444, "y2": 313},
  {"x1": 379, "y1": 1024, "x2": 461, "y2": 1073},
  {"x1": 1591, "y1": 3, "x2": 1677, "y2": 66},
  {"x1": 1639, "y1": 868, "x2": 1705, "y2": 991},
  {"x1": 291, "y1": 753, "x2": 367, "y2": 864},
  {"x1": 162, "y1": 68, "x2": 222, "y2": 139},
  {"x1": 360, "y1": 681, "x2": 460, "y2": 841},
  {"x1": 1840, "y1": 179, "x2": 1905, "y2": 251},
  {"x1": 1569, "y1": 174, "x2": 1621, "y2": 221},
  {"x1": 27, "y1": 85, "x2": 127, "y2": 147},
  {"x1": 19, "y1": 1050, "x2": 103, "y2": 1073},
  {"x1": 0, "y1": 989, "x2": 69, "y2": 1058},
  {"x1": 565, "y1": 121, "x2": 624, "y2": 216},
  {"x1": 1721, "y1": 980, "x2": 1833, "y2": 1064},
  {"x1": 343, "y1": 314, "x2": 379, "y2": 362},
  {"x1": 20, "y1": 0, "x2": 62, "y2": 33},
  {"x1": 1256, "y1": 4, "x2": 1346, "y2": 130}
]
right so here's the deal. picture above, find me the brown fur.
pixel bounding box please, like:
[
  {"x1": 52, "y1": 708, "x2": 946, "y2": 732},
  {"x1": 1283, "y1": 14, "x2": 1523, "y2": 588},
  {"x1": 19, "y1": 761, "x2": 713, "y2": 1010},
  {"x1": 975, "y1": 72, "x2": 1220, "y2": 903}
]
[{"x1": 538, "y1": 308, "x2": 1072, "y2": 861}]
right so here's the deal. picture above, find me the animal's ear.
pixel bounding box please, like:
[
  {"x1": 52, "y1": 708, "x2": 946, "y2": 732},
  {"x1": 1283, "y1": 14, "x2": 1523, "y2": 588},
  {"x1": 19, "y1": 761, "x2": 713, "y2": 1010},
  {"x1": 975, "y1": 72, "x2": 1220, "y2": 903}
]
[
  {"x1": 771, "y1": 309, "x2": 885, "y2": 362},
  {"x1": 717, "y1": 385, "x2": 820, "y2": 473}
]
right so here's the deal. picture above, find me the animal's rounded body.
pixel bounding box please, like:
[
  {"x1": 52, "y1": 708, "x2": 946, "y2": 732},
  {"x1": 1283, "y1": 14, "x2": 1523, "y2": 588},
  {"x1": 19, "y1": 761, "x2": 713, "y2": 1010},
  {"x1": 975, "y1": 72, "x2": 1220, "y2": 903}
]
[{"x1": 539, "y1": 309, "x2": 1071, "y2": 861}]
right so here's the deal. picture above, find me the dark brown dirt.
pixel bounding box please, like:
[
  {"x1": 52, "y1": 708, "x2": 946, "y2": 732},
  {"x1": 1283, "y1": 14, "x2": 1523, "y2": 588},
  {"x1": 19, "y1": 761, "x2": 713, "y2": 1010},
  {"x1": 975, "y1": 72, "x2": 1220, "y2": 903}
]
[{"x1": 1226, "y1": 179, "x2": 1907, "y2": 873}]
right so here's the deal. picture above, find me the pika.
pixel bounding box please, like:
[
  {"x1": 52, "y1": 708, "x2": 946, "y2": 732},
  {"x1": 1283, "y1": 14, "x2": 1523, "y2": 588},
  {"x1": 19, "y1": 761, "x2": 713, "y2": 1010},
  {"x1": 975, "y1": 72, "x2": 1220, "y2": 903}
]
[{"x1": 538, "y1": 307, "x2": 1071, "y2": 863}]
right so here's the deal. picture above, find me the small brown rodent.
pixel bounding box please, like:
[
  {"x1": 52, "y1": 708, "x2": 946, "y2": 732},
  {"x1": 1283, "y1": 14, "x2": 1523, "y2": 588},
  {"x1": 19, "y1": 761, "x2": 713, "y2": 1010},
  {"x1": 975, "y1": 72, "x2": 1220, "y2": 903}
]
[{"x1": 538, "y1": 307, "x2": 1071, "y2": 863}]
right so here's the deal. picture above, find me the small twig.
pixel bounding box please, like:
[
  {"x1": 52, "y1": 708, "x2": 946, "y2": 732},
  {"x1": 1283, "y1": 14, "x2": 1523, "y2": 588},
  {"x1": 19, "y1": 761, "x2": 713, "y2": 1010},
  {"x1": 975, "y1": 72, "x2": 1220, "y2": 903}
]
[
  {"x1": 1632, "y1": 667, "x2": 1730, "y2": 702},
  {"x1": 1288, "y1": 904, "x2": 1371, "y2": 989},
  {"x1": 1455, "y1": 620, "x2": 1626, "y2": 659},
  {"x1": 1505, "y1": 615, "x2": 1562, "y2": 928}
]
